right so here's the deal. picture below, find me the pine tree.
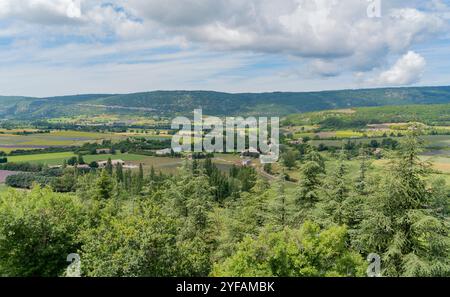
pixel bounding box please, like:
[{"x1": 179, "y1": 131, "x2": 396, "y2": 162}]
[
  {"x1": 124, "y1": 169, "x2": 132, "y2": 192},
  {"x1": 116, "y1": 163, "x2": 124, "y2": 183},
  {"x1": 77, "y1": 154, "x2": 85, "y2": 165},
  {"x1": 359, "y1": 132, "x2": 450, "y2": 276},
  {"x1": 296, "y1": 160, "x2": 325, "y2": 207},
  {"x1": 149, "y1": 166, "x2": 156, "y2": 181},
  {"x1": 268, "y1": 172, "x2": 292, "y2": 229},
  {"x1": 355, "y1": 148, "x2": 370, "y2": 195},
  {"x1": 105, "y1": 158, "x2": 113, "y2": 176},
  {"x1": 314, "y1": 151, "x2": 349, "y2": 227},
  {"x1": 96, "y1": 170, "x2": 113, "y2": 200},
  {"x1": 135, "y1": 163, "x2": 144, "y2": 192}
]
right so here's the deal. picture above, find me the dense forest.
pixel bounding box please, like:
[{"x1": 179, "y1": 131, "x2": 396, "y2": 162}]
[{"x1": 0, "y1": 132, "x2": 448, "y2": 277}]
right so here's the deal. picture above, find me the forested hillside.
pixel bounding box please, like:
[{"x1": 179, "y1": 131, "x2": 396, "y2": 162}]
[
  {"x1": 1, "y1": 86, "x2": 450, "y2": 119},
  {"x1": 284, "y1": 103, "x2": 450, "y2": 128}
]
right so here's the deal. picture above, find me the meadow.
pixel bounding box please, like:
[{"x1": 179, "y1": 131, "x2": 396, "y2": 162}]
[
  {"x1": 0, "y1": 130, "x2": 125, "y2": 152},
  {"x1": 4, "y1": 151, "x2": 240, "y2": 175}
]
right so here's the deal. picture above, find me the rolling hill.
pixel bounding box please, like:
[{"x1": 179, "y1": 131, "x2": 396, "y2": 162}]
[
  {"x1": 1, "y1": 86, "x2": 450, "y2": 120},
  {"x1": 283, "y1": 103, "x2": 450, "y2": 129}
]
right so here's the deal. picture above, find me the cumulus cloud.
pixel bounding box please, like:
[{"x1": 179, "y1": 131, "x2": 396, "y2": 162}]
[
  {"x1": 0, "y1": 0, "x2": 448, "y2": 95},
  {"x1": 0, "y1": 0, "x2": 83, "y2": 25},
  {"x1": 119, "y1": 0, "x2": 446, "y2": 75},
  {"x1": 373, "y1": 51, "x2": 426, "y2": 85}
]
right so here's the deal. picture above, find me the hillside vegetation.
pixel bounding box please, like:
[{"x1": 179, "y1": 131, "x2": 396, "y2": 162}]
[
  {"x1": 1, "y1": 86, "x2": 450, "y2": 119},
  {"x1": 283, "y1": 103, "x2": 450, "y2": 129}
]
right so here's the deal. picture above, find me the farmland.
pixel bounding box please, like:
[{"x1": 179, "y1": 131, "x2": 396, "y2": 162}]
[
  {"x1": 3, "y1": 151, "x2": 241, "y2": 174},
  {"x1": 0, "y1": 170, "x2": 17, "y2": 183},
  {"x1": 0, "y1": 99, "x2": 449, "y2": 279},
  {"x1": 0, "y1": 130, "x2": 125, "y2": 152}
]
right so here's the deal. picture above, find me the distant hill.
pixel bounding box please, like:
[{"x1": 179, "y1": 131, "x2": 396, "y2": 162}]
[
  {"x1": 1, "y1": 86, "x2": 450, "y2": 120},
  {"x1": 283, "y1": 103, "x2": 450, "y2": 128}
]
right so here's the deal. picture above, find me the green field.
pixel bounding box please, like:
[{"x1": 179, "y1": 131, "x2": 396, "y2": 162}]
[
  {"x1": 6, "y1": 152, "x2": 145, "y2": 166},
  {"x1": 4, "y1": 151, "x2": 241, "y2": 175},
  {"x1": 0, "y1": 130, "x2": 124, "y2": 151},
  {"x1": 6, "y1": 152, "x2": 76, "y2": 165}
]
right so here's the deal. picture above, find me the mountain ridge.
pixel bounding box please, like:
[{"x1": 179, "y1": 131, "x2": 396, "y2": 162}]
[{"x1": 1, "y1": 86, "x2": 450, "y2": 119}]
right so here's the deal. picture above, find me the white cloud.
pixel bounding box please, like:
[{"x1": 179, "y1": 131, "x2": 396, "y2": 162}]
[
  {"x1": 0, "y1": 0, "x2": 83, "y2": 24},
  {"x1": 0, "y1": 0, "x2": 448, "y2": 95},
  {"x1": 119, "y1": 0, "x2": 447, "y2": 75},
  {"x1": 372, "y1": 51, "x2": 426, "y2": 85}
]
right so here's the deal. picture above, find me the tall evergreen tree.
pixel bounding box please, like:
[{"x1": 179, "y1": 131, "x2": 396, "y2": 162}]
[
  {"x1": 359, "y1": 132, "x2": 450, "y2": 276},
  {"x1": 105, "y1": 158, "x2": 113, "y2": 176},
  {"x1": 268, "y1": 172, "x2": 292, "y2": 229},
  {"x1": 116, "y1": 163, "x2": 124, "y2": 183},
  {"x1": 95, "y1": 170, "x2": 113, "y2": 200}
]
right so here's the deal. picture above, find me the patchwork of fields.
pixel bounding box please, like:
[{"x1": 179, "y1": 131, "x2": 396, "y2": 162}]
[
  {"x1": 3, "y1": 151, "x2": 241, "y2": 175},
  {"x1": 0, "y1": 130, "x2": 125, "y2": 151}
]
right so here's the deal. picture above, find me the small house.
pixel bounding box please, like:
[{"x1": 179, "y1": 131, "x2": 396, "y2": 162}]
[
  {"x1": 156, "y1": 148, "x2": 172, "y2": 156},
  {"x1": 98, "y1": 159, "x2": 125, "y2": 168},
  {"x1": 96, "y1": 148, "x2": 111, "y2": 154},
  {"x1": 240, "y1": 147, "x2": 260, "y2": 158}
]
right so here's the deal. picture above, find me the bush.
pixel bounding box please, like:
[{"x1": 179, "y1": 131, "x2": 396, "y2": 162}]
[
  {"x1": 67, "y1": 157, "x2": 78, "y2": 166},
  {"x1": 5, "y1": 173, "x2": 54, "y2": 189},
  {"x1": 89, "y1": 161, "x2": 99, "y2": 169},
  {"x1": 0, "y1": 187, "x2": 84, "y2": 276},
  {"x1": 0, "y1": 162, "x2": 44, "y2": 172}
]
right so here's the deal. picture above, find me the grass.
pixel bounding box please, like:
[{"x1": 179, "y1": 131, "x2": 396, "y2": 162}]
[
  {"x1": 3, "y1": 150, "x2": 240, "y2": 175},
  {"x1": 4, "y1": 152, "x2": 185, "y2": 173},
  {"x1": 0, "y1": 130, "x2": 125, "y2": 148},
  {"x1": 420, "y1": 156, "x2": 450, "y2": 173},
  {"x1": 0, "y1": 184, "x2": 8, "y2": 194},
  {"x1": 335, "y1": 130, "x2": 364, "y2": 138},
  {"x1": 6, "y1": 152, "x2": 148, "y2": 166},
  {"x1": 0, "y1": 147, "x2": 33, "y2": 154},
  {"x1": 7, "y1": 152, "x2": 76, "y2": 165}
]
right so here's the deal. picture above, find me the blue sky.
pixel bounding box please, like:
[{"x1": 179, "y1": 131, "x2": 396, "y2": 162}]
[{"x1": 0, "y1": 0, "x2": 449, "y2": 97}]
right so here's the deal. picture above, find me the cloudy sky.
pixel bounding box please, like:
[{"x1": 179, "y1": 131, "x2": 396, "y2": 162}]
[{"x1": 0, "y1": 0, "x2": 449, "y2": 97}]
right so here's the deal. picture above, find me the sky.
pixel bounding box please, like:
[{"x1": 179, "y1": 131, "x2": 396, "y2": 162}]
[{"x1": 0, "y1": 0, "x2": 449, "y2": 97}]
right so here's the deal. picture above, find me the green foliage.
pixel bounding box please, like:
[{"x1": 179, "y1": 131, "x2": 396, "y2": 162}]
[
  {"x1": 67, "y1": 156, "x2": 78, "y2": 166},
  {"x1": 3, "y1": 87, "x2": 450, "y2": 120},
  {"x1": 358, "y1": 133, "x2": 450, "y2": 276},
  {"x1": 80, "y1": 200, "x2": 193, "y2": 276},
  {"x1": 296, "y1": 151, "x2": 326, "y2": 208},
  {"x1": 0, "y1": 187, "x2": 84, "y2": 276},
  {"x1": 282, "y1": 150, "x2": 298, "y2": 169},
  {"x1": 0, "y1": 129, "x2": 448, "y2": 277},
  {"x1": 285, "y1": 103, "x2": 450, "y2": 128},
  {"x1": 212, "y1": 222, "x2": 366, "y2": 277},
  {"x1": 95, "y1": 170, "x2": 114, "y2": 200}
]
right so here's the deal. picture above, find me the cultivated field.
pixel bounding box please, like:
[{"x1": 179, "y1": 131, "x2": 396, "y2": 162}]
[
  {"x1": 0, "y1": 130, "x2": 124, "y2": 151},
  {"x1": 3, "y1": 151, "x2": 240, "y2": 174},
  {"x1": 0, "y1": 170, "x2": 18, "y2": 183}
]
